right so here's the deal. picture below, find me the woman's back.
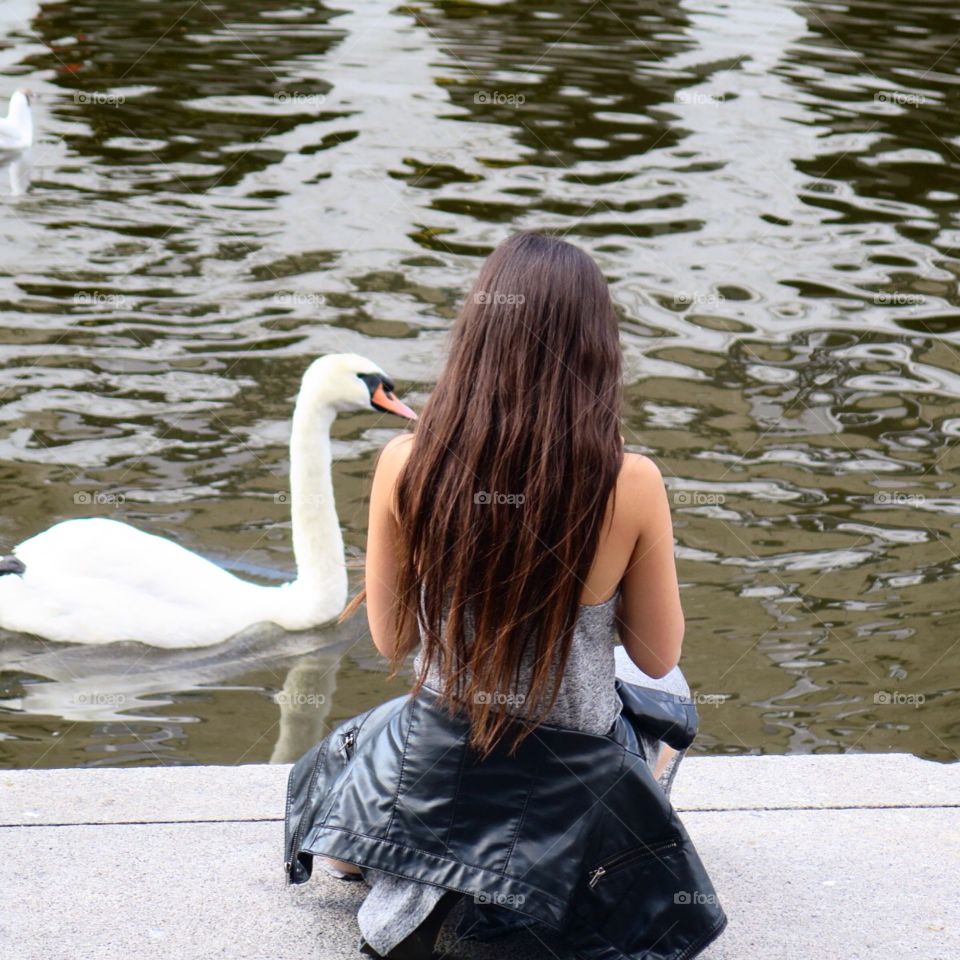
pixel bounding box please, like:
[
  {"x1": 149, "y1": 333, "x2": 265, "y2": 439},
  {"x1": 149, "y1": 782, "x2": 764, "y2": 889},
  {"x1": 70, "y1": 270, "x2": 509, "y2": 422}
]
[
  {"x1": 416, "y1": 588, "x2": 622, "y2": 734},
  {"x1": 371, "y1": 434, "x2": 685, "y2": 733}
]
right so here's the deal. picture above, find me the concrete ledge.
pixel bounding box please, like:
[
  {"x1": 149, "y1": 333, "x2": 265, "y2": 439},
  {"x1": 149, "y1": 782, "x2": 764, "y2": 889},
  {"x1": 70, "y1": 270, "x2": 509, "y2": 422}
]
[{"x1": 1, "y1": 755, "x2": 958, "y2": 959}]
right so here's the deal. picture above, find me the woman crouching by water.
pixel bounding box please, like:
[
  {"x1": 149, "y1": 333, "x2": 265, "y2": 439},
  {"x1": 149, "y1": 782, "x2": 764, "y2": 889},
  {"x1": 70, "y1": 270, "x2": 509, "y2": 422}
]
[{"x1": 284, "y1": 231, "x2": 727, "y2": 960}]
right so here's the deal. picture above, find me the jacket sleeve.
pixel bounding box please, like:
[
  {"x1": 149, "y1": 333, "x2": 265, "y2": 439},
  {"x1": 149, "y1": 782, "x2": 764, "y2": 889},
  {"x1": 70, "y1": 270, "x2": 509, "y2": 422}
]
[{"x1": 615, "y1": 679, "x2": 699, "y2": 751}]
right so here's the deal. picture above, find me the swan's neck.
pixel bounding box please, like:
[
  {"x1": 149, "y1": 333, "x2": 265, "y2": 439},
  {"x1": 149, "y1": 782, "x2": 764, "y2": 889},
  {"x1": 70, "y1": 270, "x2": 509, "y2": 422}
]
[{"x1": 287, "y1": 402, "x2": 347, "y2": 609}]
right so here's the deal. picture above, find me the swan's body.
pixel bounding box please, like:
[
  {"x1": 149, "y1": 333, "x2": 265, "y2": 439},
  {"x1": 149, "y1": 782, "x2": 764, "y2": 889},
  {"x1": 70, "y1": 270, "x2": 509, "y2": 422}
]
[
  {"x1": 1, "y1": 518, "x2": 327, "y2": 647},
  {"x1": 0, "y1": 89, "x2": 33, "y2": 151},
  {"x1": 0, "y1": 354, "x2": 416, "y2": 648}
]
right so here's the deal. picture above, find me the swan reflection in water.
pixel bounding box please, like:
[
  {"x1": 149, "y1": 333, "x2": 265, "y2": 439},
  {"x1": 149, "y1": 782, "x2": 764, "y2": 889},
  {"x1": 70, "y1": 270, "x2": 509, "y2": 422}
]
[
  {"x1": 0, "y1": 610, "x2": 373, "y2": 764},
  {"x1": 0, "y1": 149, "x2": 30, "y2": 195}
]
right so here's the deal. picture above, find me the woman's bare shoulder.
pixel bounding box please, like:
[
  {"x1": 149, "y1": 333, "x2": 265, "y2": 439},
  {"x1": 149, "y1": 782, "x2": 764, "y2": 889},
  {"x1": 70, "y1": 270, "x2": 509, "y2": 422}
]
[
  {"x1": 373, "y1": 433, "x2": 416, "y2": 501},
  {"x1": 614, "y1": 452, "x2": 669, "y2": 529},
  {"x1": 619, "y1": 451, "x2": 665, "y2": 488},
  {"x1": 379, "y1": 431, "x2": 415, "y2": 464}
]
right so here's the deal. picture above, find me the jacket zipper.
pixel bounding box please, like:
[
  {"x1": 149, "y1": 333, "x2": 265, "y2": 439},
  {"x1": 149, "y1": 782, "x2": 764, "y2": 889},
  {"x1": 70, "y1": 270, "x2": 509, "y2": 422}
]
[
  {"x1": 338, "y1": 728, "x2": 356, "y2": 758},
  {"x1": 285, "y1": 719, "x2": 364, "y2": 873},
  {"x1": 285, "y1": 738, "x2": 330, "y2": 873},
  {"x1": 587, "y1": 838, "x2": 680, "y2": 888}
]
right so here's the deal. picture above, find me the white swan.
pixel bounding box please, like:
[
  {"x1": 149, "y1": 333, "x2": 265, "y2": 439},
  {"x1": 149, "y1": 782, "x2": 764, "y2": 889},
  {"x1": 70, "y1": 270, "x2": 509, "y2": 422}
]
[
  {"x1": 0, "y1": 353, "x2": 416, "y2": 648},
  {"x1": 0, "y1": 89, "x2": 33, "y2": 151}
]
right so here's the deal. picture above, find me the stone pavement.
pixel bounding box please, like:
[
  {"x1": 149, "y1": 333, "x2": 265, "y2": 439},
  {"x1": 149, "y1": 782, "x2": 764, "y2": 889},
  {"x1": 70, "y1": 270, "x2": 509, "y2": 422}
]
[{"x1": 1, "y1": 754, "x2": 957, "y2": 960}]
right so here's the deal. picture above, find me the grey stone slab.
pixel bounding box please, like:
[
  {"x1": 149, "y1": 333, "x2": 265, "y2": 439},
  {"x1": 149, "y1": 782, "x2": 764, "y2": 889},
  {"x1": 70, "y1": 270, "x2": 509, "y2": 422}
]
[
  {"x1": 670, "y1": 754, "x2": 960, "y2": 811},
  {"x1": 1, "y1": 807, "x2": 957, "y2": 960},
  {"x1": 0, "y1": 764, "x2": 286, "y2": 827},
  {"x1": 690, "y1": 807, "x2": 960, "y2": 960},
  {"x1": 2, "y1": 755, "x2": 957, "y2": 828}
]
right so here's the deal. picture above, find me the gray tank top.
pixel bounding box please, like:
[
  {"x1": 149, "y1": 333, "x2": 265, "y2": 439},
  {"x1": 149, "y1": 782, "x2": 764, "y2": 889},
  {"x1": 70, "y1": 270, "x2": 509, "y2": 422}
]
[{"x1": 414, "y1": 589, "x2": 623, "y2": 736}]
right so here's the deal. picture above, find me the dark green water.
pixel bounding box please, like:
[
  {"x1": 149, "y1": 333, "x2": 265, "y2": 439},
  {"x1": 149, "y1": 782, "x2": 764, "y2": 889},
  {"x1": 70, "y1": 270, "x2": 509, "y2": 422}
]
[{"x1": 0, "y1": 0, "x2": 958, "y2": 767}]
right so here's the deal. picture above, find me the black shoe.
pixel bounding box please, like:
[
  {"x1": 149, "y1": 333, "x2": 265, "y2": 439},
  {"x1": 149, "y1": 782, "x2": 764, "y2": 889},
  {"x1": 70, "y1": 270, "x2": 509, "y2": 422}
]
[{"x1": 359, "y1": 889, "x2": 463, "y2": 959}]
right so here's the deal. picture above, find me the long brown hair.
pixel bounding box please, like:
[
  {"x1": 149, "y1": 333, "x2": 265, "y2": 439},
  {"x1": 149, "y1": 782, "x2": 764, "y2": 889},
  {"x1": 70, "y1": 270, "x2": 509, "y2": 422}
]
[{"x1": 392, "y1": 230, "x2": 623, "y2": 755}]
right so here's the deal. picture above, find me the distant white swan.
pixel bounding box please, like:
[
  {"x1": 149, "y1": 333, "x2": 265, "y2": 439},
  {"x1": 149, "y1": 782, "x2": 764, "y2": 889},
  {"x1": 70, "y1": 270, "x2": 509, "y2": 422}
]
[
  {"x1": 0, "y1": 89, "x2": 33, "y2": 151},
  {"x1": 0, "y1": 353, "x2": 416, "y2": 647}
]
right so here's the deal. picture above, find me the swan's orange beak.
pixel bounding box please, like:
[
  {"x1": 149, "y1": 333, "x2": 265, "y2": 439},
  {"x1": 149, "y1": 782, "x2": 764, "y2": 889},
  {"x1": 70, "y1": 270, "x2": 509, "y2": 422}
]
[{"x1": 372, "y1": 383, "x2": 417, "y2": 420}]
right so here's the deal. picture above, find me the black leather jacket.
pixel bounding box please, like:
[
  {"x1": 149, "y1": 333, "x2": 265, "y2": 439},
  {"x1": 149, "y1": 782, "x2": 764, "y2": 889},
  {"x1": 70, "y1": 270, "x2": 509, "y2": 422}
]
[{"x1": 284, "y1": 680, "x2": 727, "y2": 960}]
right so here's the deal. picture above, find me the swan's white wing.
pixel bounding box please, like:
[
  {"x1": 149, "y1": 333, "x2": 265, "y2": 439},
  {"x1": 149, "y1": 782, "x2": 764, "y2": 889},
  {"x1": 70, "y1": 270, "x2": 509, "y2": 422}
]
[{"x1": 14, "y1": 518, "x2": 250, "y2": 596}]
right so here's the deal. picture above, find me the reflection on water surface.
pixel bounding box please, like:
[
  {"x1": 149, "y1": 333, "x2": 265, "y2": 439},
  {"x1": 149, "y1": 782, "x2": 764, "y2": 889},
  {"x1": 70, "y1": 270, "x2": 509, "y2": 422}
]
[{"x1": 0, "y1": 0, "x2": 957, "y2": 766}]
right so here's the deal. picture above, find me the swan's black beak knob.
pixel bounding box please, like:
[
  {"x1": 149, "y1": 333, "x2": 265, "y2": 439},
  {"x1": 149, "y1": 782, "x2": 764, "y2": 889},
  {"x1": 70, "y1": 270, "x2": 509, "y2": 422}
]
[{"x1": 359, "y1": 374, "x2": 417, "y2": 420}]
